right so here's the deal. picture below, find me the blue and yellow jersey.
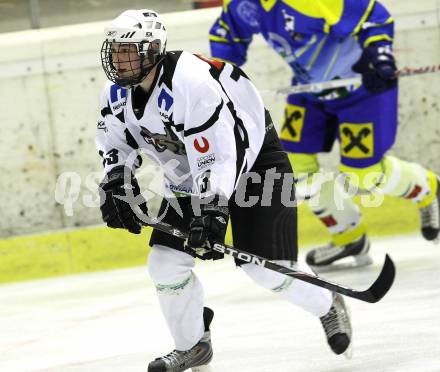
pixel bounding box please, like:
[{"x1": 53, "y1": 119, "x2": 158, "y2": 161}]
[{"x1": 209, "y1": 0, "x2": 394, "y2": 85}]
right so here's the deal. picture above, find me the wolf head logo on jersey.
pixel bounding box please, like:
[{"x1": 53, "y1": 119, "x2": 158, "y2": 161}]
[{"x1": 140, "y1": 125, "x2": 186, "y2": 155}]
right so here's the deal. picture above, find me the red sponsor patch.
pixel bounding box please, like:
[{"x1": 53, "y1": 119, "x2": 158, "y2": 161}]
[
  {"x1": 320, "y1": 215, "x2": 337, "y2": 227},
  {"x1": 194, "y1": 137, "x2": 210, "y2": 153}
]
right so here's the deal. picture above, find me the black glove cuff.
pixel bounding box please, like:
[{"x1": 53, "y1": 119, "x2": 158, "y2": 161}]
[
  {"x1": 200, "y1": 194, "x2": 229, "y2": 216},
  {"x1": 201, "y1": 203, "x2": 229, "y2": 217},
  {"x1": 100, "y1": 166, "x2": 134, "y2": 191}
]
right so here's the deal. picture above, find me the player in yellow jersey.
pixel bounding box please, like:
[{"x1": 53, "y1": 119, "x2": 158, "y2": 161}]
[{"x1": 210, "y1": 0, "x2": 439, "y2": 269}]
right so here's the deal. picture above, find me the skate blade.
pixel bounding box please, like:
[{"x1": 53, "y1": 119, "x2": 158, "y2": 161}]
[
  {"x1": 192, "y1": 365, "x2": 213, "y2": 372},
  {"x1": 312, "y1": 254, "x2": 373, "y2": 273}
]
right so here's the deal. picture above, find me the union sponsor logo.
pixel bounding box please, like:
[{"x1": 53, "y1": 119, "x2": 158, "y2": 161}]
[{"x1": 197, "y1": 153, "x2": 215, "y2": 169}]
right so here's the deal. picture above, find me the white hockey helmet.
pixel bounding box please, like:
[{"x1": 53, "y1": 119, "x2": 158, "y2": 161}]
[{"x1": 101, "y1": 9, "x2": 167, "y2": 87}]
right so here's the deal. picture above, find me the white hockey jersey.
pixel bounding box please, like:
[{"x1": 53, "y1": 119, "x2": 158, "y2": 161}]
[{"x1": 96, "y1": 51, "x2": 268, "y2": 200}]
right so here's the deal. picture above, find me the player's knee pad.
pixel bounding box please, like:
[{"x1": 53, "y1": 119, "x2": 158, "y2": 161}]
[
  {"x1": 338, "y1": 155, "x2": 417, "y2": 194},
  {"x1": 378, "y1": 155, "x2": 434, "y2": 205},
  {"x1": 339, "y1": 155, "x2": 432, "y2": 203},
  {"x1": 241, "y1": 260, "x2": 295, "y2": 292},
  {"x1": 147, "y1": 244, "x2": 195, "y2": 289}
]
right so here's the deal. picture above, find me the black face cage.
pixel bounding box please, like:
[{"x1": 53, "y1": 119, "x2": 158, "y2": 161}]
[{"x1": 100, "y1": 40, "x2": 164, "y2": 88}]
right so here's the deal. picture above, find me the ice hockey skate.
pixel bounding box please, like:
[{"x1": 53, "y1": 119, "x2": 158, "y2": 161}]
[
  {"x1": 148, "y1": 307, "x2": 214, "y2": 372},
  {"x1": 306, "y1": 234, "x2": 372, "y2": 272},
  {"x1": 420, "y1": 176, "x2": 440, "y2": 242},
  {"x1": 320, "y1": 292, "x2": 352, "y2": 359}
]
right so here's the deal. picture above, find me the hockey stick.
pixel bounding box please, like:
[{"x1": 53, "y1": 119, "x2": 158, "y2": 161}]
[
  {"x1": 263, "y1": 64, "x2": 440, "y2": 95},
  {"x1": 142, "y1": 217, "x2": 395, "y2": 303}
]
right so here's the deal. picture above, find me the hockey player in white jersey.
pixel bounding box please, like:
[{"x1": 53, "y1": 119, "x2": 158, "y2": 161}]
[{"x1": 97, "y1": 10, "x2": 352, "y2": 371}]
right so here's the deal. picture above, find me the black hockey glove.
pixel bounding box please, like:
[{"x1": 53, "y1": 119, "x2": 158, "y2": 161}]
[
  {"x1": 99, "y1": 165, "x2": 148, "y2": 234},
  {"x1": 352, "y1": 43, "x2": 397, "y2": 93},
  {"x1": 186, "y1": 201, "x2": 229, "y2": 260}
]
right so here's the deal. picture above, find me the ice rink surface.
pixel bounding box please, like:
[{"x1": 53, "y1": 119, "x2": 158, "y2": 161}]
[{"x1": 1, "y1": 234, "x2": 439, "y2": 372}]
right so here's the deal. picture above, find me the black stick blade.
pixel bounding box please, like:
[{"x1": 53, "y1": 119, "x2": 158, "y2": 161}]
[{"x1": 357, "y1": 254, "x2": 396, "y2": 303}]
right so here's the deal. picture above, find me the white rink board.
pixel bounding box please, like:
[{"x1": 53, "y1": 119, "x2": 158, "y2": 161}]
[{"x1": 0, "y1": 234, "x2": 439, "y2": 372}]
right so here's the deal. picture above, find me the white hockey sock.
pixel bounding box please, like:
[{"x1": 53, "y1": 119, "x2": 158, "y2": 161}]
[
  {"x1": 147, "y1": 245, "x2": 204, "y2": 351},
  {"x1": 307, "y1": 177, "x2": 365, "y2": 246},
  {"x1": 241, "y1": 261, "x2": 332, "y2": 317}
]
